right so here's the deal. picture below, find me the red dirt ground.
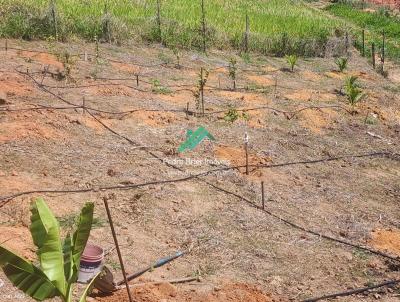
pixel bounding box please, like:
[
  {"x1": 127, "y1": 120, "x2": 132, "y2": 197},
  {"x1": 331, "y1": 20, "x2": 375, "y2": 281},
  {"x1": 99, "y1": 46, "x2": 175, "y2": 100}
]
[{"x1": 94, "y1": 282, "x2": 283, "y2": 302}]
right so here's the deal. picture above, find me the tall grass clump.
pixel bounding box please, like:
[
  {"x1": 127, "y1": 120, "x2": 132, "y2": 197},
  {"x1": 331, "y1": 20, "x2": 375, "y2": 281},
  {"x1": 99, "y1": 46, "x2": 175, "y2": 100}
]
[{"x1": 0, "y1": 0, "x2": 345, "y2": 56}]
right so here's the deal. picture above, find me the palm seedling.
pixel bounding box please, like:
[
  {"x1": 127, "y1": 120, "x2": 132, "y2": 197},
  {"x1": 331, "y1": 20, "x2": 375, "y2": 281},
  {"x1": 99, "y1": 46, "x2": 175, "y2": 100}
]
[
  {"x1": 335, "y1": 57, "x2": 348, "y2": 73},
  {"x1": 344, "y1": 76, "x2": 365, "y2": 107},
  {"x1": 0, "y1": 198, "x2": 96, "y2": 302},
  {"x1": 285, "y1": 54, "x2": 297, "y2": 72}
]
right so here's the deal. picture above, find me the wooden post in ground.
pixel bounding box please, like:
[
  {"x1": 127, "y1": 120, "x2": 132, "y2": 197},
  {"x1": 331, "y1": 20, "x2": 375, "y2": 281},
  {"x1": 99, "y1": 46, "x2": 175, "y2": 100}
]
[
  {"x1": 82, "y1": 97, "x2": 86, "y2": 115},
  {"x1": 5, "y1": 39, "x2": 7, "y2": 53},
  {"x1": 371, "y1": 42, "x2": 376, "y2": 69},
  {"x1": 200, "y1": 67, "x2": 205, "y2": 116},
  {"x1": 103, "y1": 197, "x2": 134, "y2": 302},
  {"x1": 51, "y1": 0, "x2": 58, "y2": 40},
  {"x1": 156, "y1": 0, "x2": 162, "y2": 42},
  {"x1": 136, "y1": 74, "x2": 139, "y2": 87},
  {"x1": 261, "y1": 181, "x2": 265, "y2": 209},
  {"x1": 381, "y1": 30, "x2": 385, "y2": 64},
  {"x1": 186, "y1": 102, "x2": 189, "y2": 119},
  {"x1": 244, "y1": 132, "x2": 249, "y2": 175},
  {"x1": 201, "y1": 0, "x2": 206, "y2": 53},
  {"x1": 244, "y1": 14, "x2": 249, "y2": 53},
  {"x1": 362, "y1": 29, "x2": 365, "y2": 57}
]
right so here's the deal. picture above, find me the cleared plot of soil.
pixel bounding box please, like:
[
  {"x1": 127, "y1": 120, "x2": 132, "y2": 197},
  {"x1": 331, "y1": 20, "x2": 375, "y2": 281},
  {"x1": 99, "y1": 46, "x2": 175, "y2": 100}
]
[{"x1": 0, "y1": 40, "x2": 399, "y2": 302}]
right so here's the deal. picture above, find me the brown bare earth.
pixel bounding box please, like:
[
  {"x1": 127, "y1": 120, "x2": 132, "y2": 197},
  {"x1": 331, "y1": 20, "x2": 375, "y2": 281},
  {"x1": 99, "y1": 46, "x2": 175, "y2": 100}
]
[
  {"x1": 0, "y1": 40, "x2": 399, "y2": 302},
  {"x1": 94, "y1": 282, "x2": 282, "y2": 302}
]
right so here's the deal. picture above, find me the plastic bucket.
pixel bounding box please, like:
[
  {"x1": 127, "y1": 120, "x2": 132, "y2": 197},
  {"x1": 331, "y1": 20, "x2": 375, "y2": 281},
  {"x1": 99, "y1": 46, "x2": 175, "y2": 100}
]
[{"x1": 78, "y1": 244, "x2": 104, "y2": 283}]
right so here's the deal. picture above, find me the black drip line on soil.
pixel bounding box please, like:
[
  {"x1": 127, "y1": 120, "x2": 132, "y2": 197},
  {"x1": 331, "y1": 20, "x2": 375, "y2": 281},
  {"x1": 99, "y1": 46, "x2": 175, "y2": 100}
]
[
  {"x1": 4, "y1": 62, "x2": 400, "y2": 266},
  {"x1": 6, "y1": 67, "x2": 353, "y2": 119},
  {"x1": 3, "y1": 43, "x2": 400, "y2": 301},
  {"x1": 4, "y1": 45, "x2": 273, "y2": 74},
  {"x1": 1, "y1": 99, "x2": 399, "y2": 266}
]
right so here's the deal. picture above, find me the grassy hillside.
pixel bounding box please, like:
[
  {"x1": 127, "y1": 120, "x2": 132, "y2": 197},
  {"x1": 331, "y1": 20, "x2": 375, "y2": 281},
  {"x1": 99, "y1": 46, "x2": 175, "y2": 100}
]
[
  {"x1": 0, "y1": 0, "x2": 345, "y2": 56},
  {"x1": 325, "y1": 3, "x2": 400, "y2": 62}
]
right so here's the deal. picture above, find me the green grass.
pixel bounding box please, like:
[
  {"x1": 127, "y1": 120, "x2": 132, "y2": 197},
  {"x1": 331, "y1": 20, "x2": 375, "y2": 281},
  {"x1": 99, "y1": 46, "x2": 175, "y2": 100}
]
[
  {"x1": 325, "y1": 3, "x2": 400, "y2": 62},
  {"x1": 0, "y1": 0, "x2": 345, "y2": 56}
]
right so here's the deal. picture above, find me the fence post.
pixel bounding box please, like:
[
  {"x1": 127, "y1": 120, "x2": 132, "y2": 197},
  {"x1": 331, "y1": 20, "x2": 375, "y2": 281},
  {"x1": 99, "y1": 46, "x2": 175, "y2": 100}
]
[
  {"x1": 51, "y1": 0, "x2": 58, "y2": 40},
  {"x1": 345, "y1": 31, "x2": 349, "y2": 55},
  {"x1": 82, "y1": 97, "x2": 86, "y2": 115},
  {"x1": 371, "y1": 42, "x2": 376, "y2": 69},
  {"x1": 261, "y1": 181, "x2": 265, "y2": 209},
  {"x1": 136, "y1": 74, "x2": 139, "y2": 87},
  {"x1": 200, "y1": 67, "x2": 205, "y2": 116},
  {"x1": 244, "y1": 132, "x2": 249, "y2": 175},
  {"x1": 201, "y1": 0, "x2": 207, "y2": 53},
  {"x1": 244, "y1": 14, "x2": 249, "y2": 53},
  {"x1": 381, "y1": 30, "x2": 385, "y2": 64},
  {"x1": 156, "y1": 0, "x2": 162, "y2": 42},
  {"x1": 5, "y1": 39, "x2": 7, "y2": 53},
  {"x1": 362, "y1": 29, "x2": 365, "y2": 57}
]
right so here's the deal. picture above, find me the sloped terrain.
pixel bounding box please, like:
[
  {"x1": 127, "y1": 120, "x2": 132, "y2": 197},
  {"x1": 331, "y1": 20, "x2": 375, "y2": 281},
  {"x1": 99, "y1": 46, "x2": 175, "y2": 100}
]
[{"x1": 0, "y1": 39, "x2": 399, "y2": 301}]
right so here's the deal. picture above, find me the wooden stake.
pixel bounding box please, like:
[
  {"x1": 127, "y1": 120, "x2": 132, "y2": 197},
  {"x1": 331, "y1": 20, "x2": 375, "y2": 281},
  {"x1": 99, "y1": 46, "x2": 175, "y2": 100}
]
[
  {"x1": 345, "y1": 31, "x2": 349, "y2": 55},
  {"x1": 244, "y1": 14, "x2": 249, "y2": 53},
  {"x1": 136, "y1": 74, "x2": 139, "y2": 87},
  {"x1": 244, "y1": 133, "x2": 249, "y2": 175},
  {"x1": 82, "y1": 97, "x2": 86, "y2": 115},
  {"x1": 261, "y1": 181, "x2": 265, "y2": 209},
  {"x1": 361, "y1": 29, "x2": 365, "y2": 57},
  {"x1": 156, "y1": 0, "x2": 162, "y2": 42},
  {"x1": 103, "y1": 197, "x2": 134, "y2": 302},
  {"x1": 84, "y1": 51, "x2": 88, "y2": 61},
  {"x1": 186, "y1": 102, "x2": 189, "y2": 119},
  {"x1": 201, "y1": 0, "x2": 206, "y2": 53},
  {"x1": 381, "y1": 30, "x2": 385, "y2": 64},
  {"x1": 51, "y1": 0, "x2": 58, "y2": 40},
  {"x1": 371, "y1": 42, "x2": 376, "y2": 69},
  {"x1": 5, "y1": 39, "x2": 7, "y2": 53},
  {"x1": 200, "y1": 67, "x2": 205, "y2": 116}
]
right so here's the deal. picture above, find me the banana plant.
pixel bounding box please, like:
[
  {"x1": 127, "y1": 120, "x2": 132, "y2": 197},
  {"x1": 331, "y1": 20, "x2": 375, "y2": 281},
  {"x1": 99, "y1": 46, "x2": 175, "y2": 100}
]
[{"x1": 0, "y1": 198, "x2": 97, "y2": 302}]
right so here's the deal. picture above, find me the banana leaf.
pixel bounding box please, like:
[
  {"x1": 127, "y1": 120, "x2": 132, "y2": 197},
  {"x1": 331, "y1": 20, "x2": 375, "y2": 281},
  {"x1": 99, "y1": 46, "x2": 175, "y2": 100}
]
[
  {"x1": 0, "y1": 246, "x2": 59, "y2": 301},
  {"x1": 70, "y1": 202, "x2": 94, "y2": 282},
  {"x1": 79, "y1": 272, "x2": 101, "y2": 302},
  {"x1": 63, "y1": 234, "x2": 74, "y2": 282},
  {"x1": 30, "y1": 198, "x2": 66, "y2": 296}
]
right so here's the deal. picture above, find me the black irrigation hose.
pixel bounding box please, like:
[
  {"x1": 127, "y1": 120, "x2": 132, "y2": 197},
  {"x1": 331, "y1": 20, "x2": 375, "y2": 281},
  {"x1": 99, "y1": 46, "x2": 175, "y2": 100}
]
[
  {"x1": 1, "y1": 149, "x2": 398, "y2": 263},
  {"x1": 4, "y1": 45, "x2": 283, "y2": 75},
  {"x1": 301, "y1": 279, "x2": 400, "y2": 302},
  {"x1": 15, "y1": 67, "x2": 352, "y2": 119},
  {"x1": 6, "y1": 44, "x2": 400, "y2": 266}
]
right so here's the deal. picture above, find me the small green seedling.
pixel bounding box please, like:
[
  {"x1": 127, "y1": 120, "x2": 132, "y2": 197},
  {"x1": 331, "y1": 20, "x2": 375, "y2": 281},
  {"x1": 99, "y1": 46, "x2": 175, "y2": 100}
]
[
  {"x1": 224, "y1": 107, "x2": 250, "y2": 123},
  {"x1": 228, "y1": 58, "x2": 237, "y2": 90},
  {"x1": 285, "y1": 54, "x2": 297, "y2": 72},
  {"x1": 335, "y1": 57, "x2": 348, "y2": 72},
  {"x1": 151, "y1": 79, "x2": 171, "y2": 94},
  {"x1": 344, "y1": 76, "x2": 365, "y2": 107},
  {"x1": 0, "y1": 198, "x2": 96, "y2": 302}
]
